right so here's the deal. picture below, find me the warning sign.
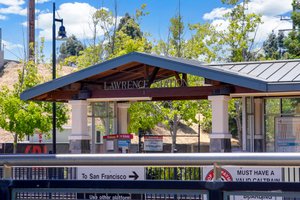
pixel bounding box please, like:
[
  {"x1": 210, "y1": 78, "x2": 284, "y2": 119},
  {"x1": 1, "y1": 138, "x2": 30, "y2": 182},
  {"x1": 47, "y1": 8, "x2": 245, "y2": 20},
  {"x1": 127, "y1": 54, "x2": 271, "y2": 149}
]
[
  {"x1": 205, "y1": 168, "x2": 233, "y2": 181},
  {"x1": 203, "y1": 166, "x2": 282, "y2": 200}
]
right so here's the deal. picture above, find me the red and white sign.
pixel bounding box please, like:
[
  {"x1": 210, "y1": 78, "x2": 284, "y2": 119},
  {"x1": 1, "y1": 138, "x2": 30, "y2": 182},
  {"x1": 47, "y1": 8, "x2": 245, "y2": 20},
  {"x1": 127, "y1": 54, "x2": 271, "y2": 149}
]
[
  {"x1": 144, "y1": 135, "x2": 163, "y2": 152},
  {"x1": 205, "y1": 168, "x2": 233, "y2": 181},
  {"x1": 103, "y1": 134, "x2": 133, "y2": 140}
]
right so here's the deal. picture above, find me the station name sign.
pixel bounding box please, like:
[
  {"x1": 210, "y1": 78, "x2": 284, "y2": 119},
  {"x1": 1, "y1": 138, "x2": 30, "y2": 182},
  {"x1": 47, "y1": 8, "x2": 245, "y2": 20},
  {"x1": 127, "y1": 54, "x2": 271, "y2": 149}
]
[{"x1": 104, "y1": 78, "x2": 188, "y2": 90}]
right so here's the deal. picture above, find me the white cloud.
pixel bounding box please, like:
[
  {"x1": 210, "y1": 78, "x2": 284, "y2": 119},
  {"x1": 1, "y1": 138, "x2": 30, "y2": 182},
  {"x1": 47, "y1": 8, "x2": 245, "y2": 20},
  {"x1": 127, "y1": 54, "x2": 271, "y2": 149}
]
[
  {"x1": 203, "y1": 7, "x2": 230, "y2": 20},
  {"x1": 203, "y1": 0, "x2": 293, "y2": 21},
  {"x1": 3, "y1": 40, "x2": 23, "y2": 50},
  {"x1": 36, "y1": 2, "x2": 117, "y2": 41},
  {"x1": 202, "y1": 0, "x2": 293, "y2": 44},
  {"x1": 0, "y1": 5, "x2": 27, "y2": 16},
  {"x1": 247, "y1": 0, "x2": 293, "y2": 16},
  {"x1": 0, "y1": 0, "x2": 25, "y2": 6},
  {"x1": 0, "y1": 0, "x2": 27, "y2": 17},
  {"x1": 36, "y1": 0, "x2": 51, "y2": 4}
]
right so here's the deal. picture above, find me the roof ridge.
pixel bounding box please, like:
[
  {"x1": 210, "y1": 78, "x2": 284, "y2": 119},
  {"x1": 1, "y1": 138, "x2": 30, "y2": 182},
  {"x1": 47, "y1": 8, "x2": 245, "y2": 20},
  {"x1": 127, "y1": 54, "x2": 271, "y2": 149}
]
[{"x1": 205, "y1": 59, "x2": 300, "y2": 66}]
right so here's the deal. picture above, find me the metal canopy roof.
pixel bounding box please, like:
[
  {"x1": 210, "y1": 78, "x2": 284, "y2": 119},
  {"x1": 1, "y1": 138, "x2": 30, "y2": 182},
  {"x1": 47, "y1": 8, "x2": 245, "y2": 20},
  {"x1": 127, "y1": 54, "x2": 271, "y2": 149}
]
[
  {"x1": 206, "y1": 59, "x2": 300, "y2": 90},
  {"x1": 20, "y1": 52, "x2": 300, "y2": 102}
]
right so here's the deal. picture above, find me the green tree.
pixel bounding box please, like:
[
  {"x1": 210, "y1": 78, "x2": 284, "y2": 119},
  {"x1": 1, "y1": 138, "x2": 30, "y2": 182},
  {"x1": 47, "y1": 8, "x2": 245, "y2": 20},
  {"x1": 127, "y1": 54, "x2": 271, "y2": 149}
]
[
  {"x1": 109, "y1": 31, "x2": 151, "y2": 59},
  {"x1": 92, "y1": 8, "x2": 115, "y2": 60},
  {"x1": 284, "y1": 0, "x2": 300, "y2": 58},
  {"x1": 108, "y1": 7, "x2": 151, "y2": 59},
  {"x1": 220, "y1": 0, "x2": 262, "y2": 62},
  {"x1": 186, "y1": 23, "x2": 218, "y2": 62},
  {"x1": 63, "y1": 44, "x2": 104, "y2": 69},
  {"x1": 169, "y1": 14, "x2": 184, "y2": 57},
  {"x1": 59, "y1": 35, "x2": 85, "y2": 61},
  {"x1": 66, "y1": 5, "x2": 151, "y2": 68},
  {"x1": 0, "y1": 60, "x2": 68, "y2": 153},
  {"x1": 263, "y1": 31, "x2": 279, "y2": 60},
  {"x1": 153, "y1": 14, "x2": 185, "y2": 57},
  {"x1": 117, "y1": 13, "x2": 143, "y2": 39}
]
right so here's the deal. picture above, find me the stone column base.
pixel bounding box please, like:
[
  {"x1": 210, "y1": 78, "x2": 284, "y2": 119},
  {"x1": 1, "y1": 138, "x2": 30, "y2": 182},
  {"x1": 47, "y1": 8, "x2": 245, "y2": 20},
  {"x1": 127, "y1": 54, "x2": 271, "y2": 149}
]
[
  {"x1": 210, "y1": 138, "x2": 231, "y2": 152},
  {"x1": 69, "y1": 136, "x2": 90, "y2": 153},
  {"x1": 209, "y1": 133, "x2": 232, "y2": 152}
]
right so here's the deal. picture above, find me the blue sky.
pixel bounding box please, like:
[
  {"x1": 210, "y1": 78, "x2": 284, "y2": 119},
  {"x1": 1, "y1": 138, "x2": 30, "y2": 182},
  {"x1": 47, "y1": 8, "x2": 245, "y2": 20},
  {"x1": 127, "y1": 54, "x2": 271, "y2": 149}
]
[{"x1": 0, "y1": 0, "x2": 293, "y2": 61}]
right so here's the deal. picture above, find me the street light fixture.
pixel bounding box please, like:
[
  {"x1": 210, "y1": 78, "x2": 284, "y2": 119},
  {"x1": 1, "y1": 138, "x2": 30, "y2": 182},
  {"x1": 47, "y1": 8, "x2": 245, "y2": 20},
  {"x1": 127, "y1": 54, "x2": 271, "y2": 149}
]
[{"x1": 52, "y1": 2, "x2": 67, "y2": 154}]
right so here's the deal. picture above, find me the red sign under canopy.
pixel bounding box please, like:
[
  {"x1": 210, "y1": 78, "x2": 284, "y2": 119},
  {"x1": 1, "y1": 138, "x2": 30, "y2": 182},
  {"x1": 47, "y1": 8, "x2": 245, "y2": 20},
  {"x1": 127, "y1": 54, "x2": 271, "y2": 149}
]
[{"x1": 103, "y1": 134, "x2": 133, "y2": 140}]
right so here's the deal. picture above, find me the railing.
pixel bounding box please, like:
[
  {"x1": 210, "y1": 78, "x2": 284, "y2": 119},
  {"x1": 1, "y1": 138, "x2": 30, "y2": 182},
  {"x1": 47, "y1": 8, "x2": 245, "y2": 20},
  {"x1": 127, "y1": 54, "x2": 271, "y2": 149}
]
[
  {"x1": 2, "y1": 153, "x2": 300, "y2": 166},
  {"x1": 1, "y1": 153, "x2": 300, "y2": 200}
]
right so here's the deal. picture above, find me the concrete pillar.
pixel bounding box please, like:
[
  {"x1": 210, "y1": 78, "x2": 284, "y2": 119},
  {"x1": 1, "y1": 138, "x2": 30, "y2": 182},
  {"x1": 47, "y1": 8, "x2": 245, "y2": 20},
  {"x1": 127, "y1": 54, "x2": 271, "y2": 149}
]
[
  {"x1": 69, "y1": 100, "x2": 90, "y2": 153},
  {"x1": 208, "y1": 95, "x2": 231, "y2": 152},
  {"x1": 254, "y1": 98, "x2": 263, "y2": 152},
  {"x1": 117, "y1": 103, "x2": 130, "y2": 133}
]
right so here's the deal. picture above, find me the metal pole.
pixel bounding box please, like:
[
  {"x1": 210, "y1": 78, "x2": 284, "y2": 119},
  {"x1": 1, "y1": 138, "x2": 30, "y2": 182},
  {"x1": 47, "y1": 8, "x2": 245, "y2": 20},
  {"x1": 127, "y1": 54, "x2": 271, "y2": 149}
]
[
  {"x1": 52, "y1": 2, "x2": 57, "y2": 154},
  {"x1": 28, "y1": 0, "x2": 35, "y2": 60},
  {"x1": 91, "y1": 103, "x2": 95, "y2": 153},
  {"x1": 198, "y1": 115, "x2": 200, "y2": 153}
]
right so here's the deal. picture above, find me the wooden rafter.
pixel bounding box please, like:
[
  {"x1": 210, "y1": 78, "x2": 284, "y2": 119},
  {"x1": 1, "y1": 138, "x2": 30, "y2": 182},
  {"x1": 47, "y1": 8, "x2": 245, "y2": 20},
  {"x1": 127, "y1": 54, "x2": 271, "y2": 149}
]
[
  {"x1": 173, "y1": 72, "x2": 182, "y2": 86},
  {"x1": 147, "y1": 67, "x2": 160, "y2": 87}
]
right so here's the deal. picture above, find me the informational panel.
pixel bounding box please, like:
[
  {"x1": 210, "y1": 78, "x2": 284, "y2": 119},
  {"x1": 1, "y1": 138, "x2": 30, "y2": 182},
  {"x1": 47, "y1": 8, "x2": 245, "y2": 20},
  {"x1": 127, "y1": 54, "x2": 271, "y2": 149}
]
[
  {"x1": 275, "y1": 117, "x2": 300, "y2": 152},
  {"x1": 106, "y1": 140, "x2": 114, "y2": 151},
  {"x1": 144, "y1": 135, "x2": 163, "y2": 152},
  {"x1": 118, "y1": 140, "x2": 130, "y2": 153},
  {"x1": 77, "y1": 166, "x2": 145, "y2": 181},
  {"x1": 203, "y1": 166, "x2": 282, "y2": 200}
]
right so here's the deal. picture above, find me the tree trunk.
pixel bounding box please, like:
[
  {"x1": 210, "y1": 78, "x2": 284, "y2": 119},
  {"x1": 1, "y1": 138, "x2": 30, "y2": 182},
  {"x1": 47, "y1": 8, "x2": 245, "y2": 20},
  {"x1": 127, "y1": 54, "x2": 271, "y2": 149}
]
[
  {"x1": 171, "y1": 114, "x2": 178, "y2": 153},
  {"x1": 13, "y1": 133, "x2": 18, "y2": 154}
]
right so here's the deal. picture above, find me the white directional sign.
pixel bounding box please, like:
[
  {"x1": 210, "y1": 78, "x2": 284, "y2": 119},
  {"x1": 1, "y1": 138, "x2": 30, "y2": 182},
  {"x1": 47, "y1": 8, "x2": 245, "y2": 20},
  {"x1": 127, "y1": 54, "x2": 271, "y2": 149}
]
[{"x1": 77, "y1": 166, "x2": 145, "y2": 180}]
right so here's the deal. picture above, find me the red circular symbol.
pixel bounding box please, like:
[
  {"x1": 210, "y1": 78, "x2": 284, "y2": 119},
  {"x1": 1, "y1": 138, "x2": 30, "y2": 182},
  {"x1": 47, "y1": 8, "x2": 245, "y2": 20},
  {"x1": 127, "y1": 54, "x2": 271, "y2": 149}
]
[{"x1": 205, "y1": 168, "x2": 233, "y2": 181}]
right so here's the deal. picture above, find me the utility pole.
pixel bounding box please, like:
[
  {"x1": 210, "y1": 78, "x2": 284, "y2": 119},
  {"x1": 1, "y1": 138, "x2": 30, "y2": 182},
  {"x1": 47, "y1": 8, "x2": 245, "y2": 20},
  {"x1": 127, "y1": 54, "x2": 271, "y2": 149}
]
[{"x1": 28, "y1": 0, "x2": 35, "y2": 61}]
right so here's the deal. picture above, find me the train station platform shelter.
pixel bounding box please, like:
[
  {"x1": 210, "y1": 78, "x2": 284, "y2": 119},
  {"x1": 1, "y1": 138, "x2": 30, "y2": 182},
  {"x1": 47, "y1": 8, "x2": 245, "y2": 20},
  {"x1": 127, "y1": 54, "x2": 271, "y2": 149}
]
[{"x1": 21, "y1": 52, "x2": 300, "y2": 153}]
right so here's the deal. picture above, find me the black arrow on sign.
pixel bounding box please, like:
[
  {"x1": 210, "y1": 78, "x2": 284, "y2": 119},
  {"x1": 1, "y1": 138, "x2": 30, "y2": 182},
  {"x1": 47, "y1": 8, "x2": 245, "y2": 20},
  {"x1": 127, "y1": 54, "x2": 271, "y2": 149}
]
[{"x1": 129, "y1": 171, "x2": 139, "y2": 180}]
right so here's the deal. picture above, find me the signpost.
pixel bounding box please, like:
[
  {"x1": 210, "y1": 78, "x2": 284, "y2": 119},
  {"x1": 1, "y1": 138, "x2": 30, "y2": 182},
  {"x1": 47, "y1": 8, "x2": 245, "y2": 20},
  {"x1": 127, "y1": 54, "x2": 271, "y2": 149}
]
[{"x1": 77, "y1": 167, "x2": 145, "y2": 181}]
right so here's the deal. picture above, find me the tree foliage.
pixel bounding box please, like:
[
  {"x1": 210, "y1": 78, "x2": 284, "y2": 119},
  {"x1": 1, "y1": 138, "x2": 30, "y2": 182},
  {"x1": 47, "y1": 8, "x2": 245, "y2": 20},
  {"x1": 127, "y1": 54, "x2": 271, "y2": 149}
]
[
  {"x1": 263, "y1": 31, "x2": 283, "y2": 60},
  {"x1": 0, "y1": 60, "x2": 68, "y2": 153},
  {"x1": 117, "y1": 13, "x2": 143, "y2": 39},
  {"x1": 284, "y1": 0, "x2": 300, "y2": 58},
  {"x1": 59, "y1": 35, "x2": 85, "y2": 60}
]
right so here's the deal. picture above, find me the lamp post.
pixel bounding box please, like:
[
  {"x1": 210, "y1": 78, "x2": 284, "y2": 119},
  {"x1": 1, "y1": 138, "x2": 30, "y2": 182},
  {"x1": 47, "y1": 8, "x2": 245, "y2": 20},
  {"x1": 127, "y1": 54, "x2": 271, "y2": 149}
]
[{"x1": 52, "y1": 2, "x2": 67, "y2": 154}]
